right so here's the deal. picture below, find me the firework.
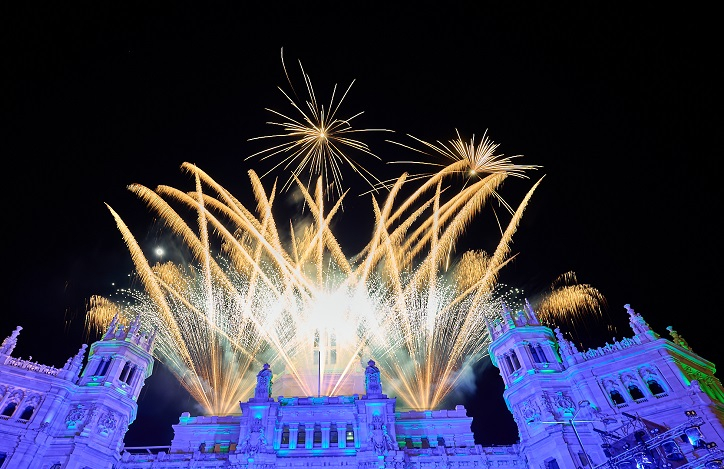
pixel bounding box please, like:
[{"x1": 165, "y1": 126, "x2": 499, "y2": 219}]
[
  {"x1": 87, "y1": 154, "x2": 602, "y2": 415},
  {"x1": 87, "y1": 65, "x2": 602, "y2": 413},
  {"x1": 246, "y1": 50, "x2": 393, "y2": 200}
]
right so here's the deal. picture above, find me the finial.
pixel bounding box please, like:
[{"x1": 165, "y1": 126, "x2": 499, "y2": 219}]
[
  {"x1": 625, "y1": 304, "x2": 659, "y2": 341},
  {"x1": 103, "y1": 314, "x2": 119, "y2": 340},
  {"x1": 0, "y1": 326, "x2": 22, "y2": 356},
  {"x1": 501, "y1": 301, "x2": 515, "y2": 328},
  {"x1": 128, "y1": 313, "x2": 141, "y2": 337},
  {"x1": 666, "y1": 326, "x2": 691, "y2": 351},
  {"x1": 524, "y1": 298, "x2": 541, "y2": 325}
]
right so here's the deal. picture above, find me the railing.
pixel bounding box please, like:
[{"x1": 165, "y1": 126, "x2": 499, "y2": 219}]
[{"x1": 3, "y1": 357, "x2": 59, "y2": 376}]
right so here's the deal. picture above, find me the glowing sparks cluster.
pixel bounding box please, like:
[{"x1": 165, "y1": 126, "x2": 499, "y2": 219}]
[
  {"x1": 85, "y1": 61, "x2": 604, "y2": 415},
  {"x1": 86, "y1": 154, "x2": 602, "y2": 416},
  {"x1": 246, "y1": 51, "x2": 392, "y2": 199}
]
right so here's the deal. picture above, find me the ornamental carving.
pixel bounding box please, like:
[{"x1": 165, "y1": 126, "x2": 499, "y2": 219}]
[
  {"x1": 239, "y1": 416, "x2": 267, "y2": 456},
  {"x1": 520, "y1": 399, "x2": 541, "y2": 423},
  {"x1": 553, "y1": 392, "x2": 575, "y2": 415},
  {"x1": 66, "y1": 404, "x2": 87, "y2": 428},
  {"x1": 97, "y1": 411, "x2": 118, "y2": 436}
]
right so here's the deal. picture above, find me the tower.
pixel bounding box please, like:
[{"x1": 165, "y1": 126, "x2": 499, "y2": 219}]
[
  {"x1": 0, "y1": 315, "x2": 156, "y2": 469},
  {"x1": 488, "y1": 302, "x2": 724, "y2": 469}
]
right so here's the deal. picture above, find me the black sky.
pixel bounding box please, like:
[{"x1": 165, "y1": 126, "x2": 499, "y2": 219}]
[{"x1": 3, "y1": 2, "x2": 721, "y2": 448}]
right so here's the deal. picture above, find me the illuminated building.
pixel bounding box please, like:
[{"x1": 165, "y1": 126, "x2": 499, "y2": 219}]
[{"x1": 1, "y1": 304, "x2": 723, "y2": 468}]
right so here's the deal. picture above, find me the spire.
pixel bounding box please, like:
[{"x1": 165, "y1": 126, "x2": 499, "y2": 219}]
[
  {"x1": 501, "y1": 301, "x2": 515, "y2": 329},
  {"x1": 524, "y1": 298, "x2": 541, "y2": 326},
  {"x1": 147, "y1": 328, "x2": 157, "y2": 352},
  {"x1": 128, "y1": 313, "x2": 141, "y2": 339},
  {"x1": 102, "y1": 314, "x2": 119, "y2": 340},
  {"x1": 625, "y1": 304, "x2": 659, "y2": 341},
  {"x1": 60, "y1": 344, "x2": 88, "y2": 381},
  {"x1": 667, "y1": 326, "x2": 692, "y2": 351},
  {"x1": 485, "y1": 314, "x2": 496, "y2": 340},
  {"x1": 0, "y1": 326, "x2": 22, "y2": 356}
]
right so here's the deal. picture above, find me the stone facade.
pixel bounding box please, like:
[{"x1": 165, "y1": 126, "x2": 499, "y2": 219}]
[{"x1": 1, "y1": 304, "x2": 723, "y2": 469}]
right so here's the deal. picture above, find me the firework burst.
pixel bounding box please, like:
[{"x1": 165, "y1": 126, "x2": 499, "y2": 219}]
[
  {"x1": 87, "y1": 156, "x2": 602, "y2": 414},
  {"x1": 86, "y1": 68, "x2": 603, "y2": 415},
  {"x1": 246, "y1": 50, "x2": 393, "y2": 200}
]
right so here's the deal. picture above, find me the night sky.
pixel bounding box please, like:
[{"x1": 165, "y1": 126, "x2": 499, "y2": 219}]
[{"x1": 4, "y1": 2, "x2": 721, "y2": 448}]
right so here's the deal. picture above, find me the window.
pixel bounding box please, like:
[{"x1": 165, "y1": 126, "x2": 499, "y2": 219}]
[
  {"x1": 510, "y1": 350, "x2": 521, "y2": 369},
  {"x1": 503, "y1": 355, "x2": 514, "y2": 374},
  {"x1": 281, "y1": 425, "x2": 290, "y2": 445},
  {"x1": 120, "y1": 361, "x2": 132, "y2": 382},
  {"x1": 529, "y1": 343, "x2": 541, "y2": 363},
  {"x1": 19, "y1": 406, "x2": 34, "y2": 420},
  {"x1": 313, "y1": 424, "x2": 322, "y2": 446},
  {"x1": 94, "y1": 358, "x2": 106, "y2": 375},
  {"x1": 330, "y1": 424, "x2": 338, "y2": 444},
  {"x1": 578, "y1": 450, "x2": 590, "y2": 467},
  {"x1": 628, "y1": 384, "x2": 645, "y2": 400},
  {"x1": 1, "y1": 402, "x2": 17, "y2": 417},
  {"x1": 345, "y1": 424, "x2": 354, "y2": 443},
  {"x1": 610, "y1": 389, "x2": 625, "y2": 405},
  {"x1": 297, "y1": 425, "x2": 306, "y2": 445},
  {"x1": 647, "y1": 379, "x2": 665, "y2": 395}
]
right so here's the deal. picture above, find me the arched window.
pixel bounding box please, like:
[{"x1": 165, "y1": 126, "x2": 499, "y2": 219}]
[
  {"x1": 19, "y1": 405, "x2": 34, "y2": 420},
  {"x1": 628, "y1": 384, "x2": 645, "y2": 400},
  {"x1": 510, "y1": 350, "x2": 521, "y2": 370},
  {"x1": 610, "y1": 389, "x2": 625, "y2": 404},
  {"x1": 528, "y1": 343, "x2": 541, "y2": 363},
  {"x1": 646, "y1": 379, "x2": 665, "y2": 395},
  {"x1": 503, "y1": 355, "x2": 514, "y2": 374},
  {"x1": 120, "y1": 361, "x2": 132, "y2": 382},
  {"x1": 1, "y1": 402, "x2": 17, "y2": 417},
  {"x1": 124, "y1": 365, "x2": 136, "y2": 384},
  {"x1": 100, "y1": 358, "x2": 111, "y2": 376},
  {"x1": 94, "y1": 357, "x2": 106, "y2": 375},
  {"x1": 535, "y1": 344, "x2": 547, "y2": 363}
]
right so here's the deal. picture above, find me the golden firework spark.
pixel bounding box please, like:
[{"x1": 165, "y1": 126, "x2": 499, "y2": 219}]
[
  {"x1": 86, "y1": 63, "x2": 603, "y2": 415},
  {"x1": 87, "y1": 155, "x2": 603, "y2": 414},
  {"x1": 246, "y1": 50, "x2": 393, "y2": 200}
]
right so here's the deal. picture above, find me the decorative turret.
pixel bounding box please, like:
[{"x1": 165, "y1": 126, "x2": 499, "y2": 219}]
[
  {"x1": 78, "y1": 313, "x2": 155, "y2": 400},
  {"x1": 488, "y1": 300, "x2": 565, "y2": 388}
]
